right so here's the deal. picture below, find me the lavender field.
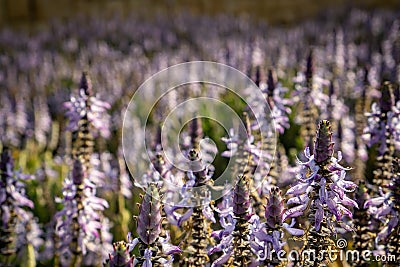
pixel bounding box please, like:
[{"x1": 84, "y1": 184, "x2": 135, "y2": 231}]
[{"x1": 0, "y1": 6, "x2": 400, "y2": 267}]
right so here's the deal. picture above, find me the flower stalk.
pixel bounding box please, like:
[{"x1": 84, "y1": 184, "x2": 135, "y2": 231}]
[{"x1": 284, "y1": 120, "x2": 357, "y2": 266}]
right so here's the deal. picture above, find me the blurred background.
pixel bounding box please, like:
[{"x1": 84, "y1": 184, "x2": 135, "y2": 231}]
[{"x1": 1, "y1": 0, "x2": 400, "y2": 29}]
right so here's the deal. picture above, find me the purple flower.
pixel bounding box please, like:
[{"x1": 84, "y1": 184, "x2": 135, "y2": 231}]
[
  {"x1": 55, "y1": 158, "x2": 110, "y2": 265},
  {"x1": 363, "y1": 82, "x2": 398, "y2": 153},
  {"x1": 365, "y1": 159, "x2": 400, "y2": 256},
  {"x1": 285, "y1": 120, "x2": 357, "y2": 233},
  {"x1": 0, "y1": 147, "x2": 35, "y2": 258},
  {"x1": 164, "y1": 149, "x2": 214, "y2": 227},
  {"x1": 137, "y1": 184, "x2": 162, "y2": 245},
  {"x1": 128, "y1": 184, "x2": 181, "y2": 266},
  {"x1": 209, "y1": 175, "x2": 258, "y2": 266},
  {"x1": 64, "y1": 72, "x2": 111, "y2": 138},
  {"x1": 250, "y1": 187, "x2": 303, "y2": 265},
  {"x1": 221, "y1": 112, "x2": 273, "y2": 217}
]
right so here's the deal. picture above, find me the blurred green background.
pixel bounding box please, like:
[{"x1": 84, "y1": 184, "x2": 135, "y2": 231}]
[{"x1": 1, "y1": 0, "x2": 400, "y2": 29}]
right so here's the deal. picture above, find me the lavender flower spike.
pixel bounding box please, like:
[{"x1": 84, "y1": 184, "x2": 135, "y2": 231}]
[
  {"x1": 64, "y1": 72, "x2": 111, "y2": 139},
  {"x1": 365, "y1": 159, "x2": 400, "y2": 262},
  {"x1": 128, "y1": 183, "x2": 181, "y2": 266},
  {"x1": 0, "y1": 147, "x2": 34, "y2": 262},
  {"x1": 251, "y1": 187, "x2": 303, "y2": 266},
  {"x1": 55, "y1": 158, "x2": 109, "y2": 265},
  {"x1": 210, "y1": 175, "x2": 257, "y2": 266},
  {"x1": 284, "y1": 120, "x2": 357, "y2": 266}
]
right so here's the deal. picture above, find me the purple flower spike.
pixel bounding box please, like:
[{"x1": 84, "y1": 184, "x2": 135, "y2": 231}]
[
  {"x1": 129, "y1": 184, "x2": 180, "y2": 266},
  {"x1": 314, "y1": 120, "x2": 334, "y2": 164},
  {"x1": 285, "y1": 120, "x2": 357, "y2": 265},
  {"x1": 366, "y1": 159, "x2": 400, "y2": 261},
  {"x1": 0, "y1": 147, "x2": 35, "y2": 258},
  {"x1": 209, "y1": 175, "x2": 256, "y2": 266},
  {"x1": 250, "y1": 187, "x2": 303, "y2": 266},
  {"x1": 265, "y1": 187, "x2": 284, "y2": 229},
  {"x1": 233, "y1": 175, "x2": 251, "y2": 218},
  {"x1": 137, "y1": 183, "x2": 162, "y2": 245},
  {"x1": 64, "y1": 72, "x2": 111, "y2": 138}
]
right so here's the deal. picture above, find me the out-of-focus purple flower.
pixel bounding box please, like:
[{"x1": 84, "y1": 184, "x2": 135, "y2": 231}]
[
  {"x1": 363, "y1": 82, "x2": 398, "y2": 153},
  {"x1": 221, "y1": 112, "x2": 272, "y2": 217},
  {"x1": 64, "y1": 72, "x2": 111, "y2": 138},
  {"x1": 249, "y1": 67, "x2": 292, "y2": 135},
  {"x1": 165, "y1": 149, "x2": 214, "y2": 227},
  {"x1": 365, "y1": 159, "x2": 400, "y2": 259},
  {"x1": 264, "y1": 69, "x2": 292, "y2": 134},
  {"x1": 292, "y1": 51, "x2": 329, "y2": 150},
  {"x1": 363, "y1": 82, "x2": 398, "y2": 191},
  {"x1": 0, "y1": 147, "x2": 35, "y2": 258}
]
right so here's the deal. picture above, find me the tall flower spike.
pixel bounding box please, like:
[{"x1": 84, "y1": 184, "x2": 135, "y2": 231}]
[
  {"x1": 175, "y1": 149, "x2": 214, "y2": 267},
  {"x1": 221, "y1": 112, "x2": 270, "y2": 218},
  {"x1": 0, "y1": 147, "x2": 34, "y2": 263},
  {"x1": 128, "y1": 183, "x2": 181, "y2": 266},
  {"x1": 64, "y1": 72, "x2": 111, "y2": 140},
  {"x1": 293, "y1": 51, "x2": 329, "y2": 151},
  {"x1": 364, "y1": 82, "x2": 397, "y2": 191},
  {"x1": 209, "y1": 175, "x2": 256, "y2": 267},
  {"x1": 284, "y1": 120, "x2": 357, "y2": 266},
  {"x1": 56, "y1": 73, "x2": 111, "y2": 266},
  {"x1": 250, "y1": 187, "x2": 303, "y2": 266},
  {"x1": 55, "y1": 158, "x2": 109, "y2": 265},
  {"x1": 137, "y1": 184, "x2": 162, "y2": 245},
  {"x1": 314, "y1": 120, "x2": 334, "y2": 164},
  {"x1": 365, "y1": 158, "x2": 400, "y2": 262}
]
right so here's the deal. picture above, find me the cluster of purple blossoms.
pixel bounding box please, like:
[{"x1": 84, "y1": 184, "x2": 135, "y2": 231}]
[
  {"x1": 64, "y1": 72, "x2": 111, "y2": 139},
  {"x1": 285, "y1": 120, "x2": 357, "y2": 233},
  {"x1": 55, "y1": 72, "x2": 112, "y2": 265},
  {"x1": 250, "y1": 67, "x2": 292, "y2": 135},
  {"x1": 251, "y1": 187, "x2": 304, "y2": 265},
  {"x1": 363, "y1": 82, "x2": 399, "y2": 153},
  {"x1": 284, "y1": 120, "x2": 358, "y2": 265},
  {"x1": 55, "y1": 158, "x2": 110, "y2": 265},
  {"x1": 0, "y1": 147, "x2": 36, "y2": 261},
  {"x1": 209, "y1": 175, "x2": 256, "y2": 266},
  {"x1": 364, "y1": 158, "x2": 400, "y2": 261},
  {"x1": 221, "y1": 112, "x2": 273, "y2": 217},
  {"x1": 363, "y1": 82, "x2": 399, "y2": 191}
]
